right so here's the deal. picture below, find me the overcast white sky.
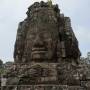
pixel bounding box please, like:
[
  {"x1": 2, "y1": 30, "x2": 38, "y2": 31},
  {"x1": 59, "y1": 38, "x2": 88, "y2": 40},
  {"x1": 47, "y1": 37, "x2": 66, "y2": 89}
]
[{"x1": 0, "y1": 0, "x2": 90, "y2": 63}]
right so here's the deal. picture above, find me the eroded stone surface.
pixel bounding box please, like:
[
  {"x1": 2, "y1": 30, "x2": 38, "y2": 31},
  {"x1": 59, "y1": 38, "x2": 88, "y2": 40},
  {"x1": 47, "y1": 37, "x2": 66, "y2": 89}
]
[
  {"x1": 2, "y1": 1, "x2": 89, "y2": 90},
  {"x1": 14, "y1": 1, "x2": 80, "y2": 64}
]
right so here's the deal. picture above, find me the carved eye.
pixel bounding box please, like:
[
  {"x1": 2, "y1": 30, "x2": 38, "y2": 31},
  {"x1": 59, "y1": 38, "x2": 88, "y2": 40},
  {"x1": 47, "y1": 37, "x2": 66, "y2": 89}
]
[
  {"x1": 29, "y1": 34, "x2": 35, "y2": 39},
  {"x1": 43, "y1": 33, "x2": 51, "y2": 39}
]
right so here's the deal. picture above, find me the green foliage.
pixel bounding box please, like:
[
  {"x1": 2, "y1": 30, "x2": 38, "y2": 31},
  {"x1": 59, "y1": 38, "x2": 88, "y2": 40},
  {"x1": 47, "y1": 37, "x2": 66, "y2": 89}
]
[
  {"x1": 47, "y1": 0, "x2": 52, "y2": 7},
  {"x1": 0, "y1": 68, "x2": 4, "y2": 74}
]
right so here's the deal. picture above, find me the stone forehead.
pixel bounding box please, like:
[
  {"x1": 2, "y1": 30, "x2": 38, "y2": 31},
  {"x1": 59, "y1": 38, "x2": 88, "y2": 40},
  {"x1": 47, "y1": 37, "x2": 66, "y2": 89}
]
[{"x1": 28, "y1": 22, "x2": 59, "y2": 39}]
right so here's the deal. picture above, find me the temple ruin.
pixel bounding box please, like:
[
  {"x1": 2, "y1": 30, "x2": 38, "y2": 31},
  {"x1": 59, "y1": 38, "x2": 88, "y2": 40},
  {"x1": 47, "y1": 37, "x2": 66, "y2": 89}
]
[{"x1": 1, "y1": 1, "x2": 90, "y2": 90}]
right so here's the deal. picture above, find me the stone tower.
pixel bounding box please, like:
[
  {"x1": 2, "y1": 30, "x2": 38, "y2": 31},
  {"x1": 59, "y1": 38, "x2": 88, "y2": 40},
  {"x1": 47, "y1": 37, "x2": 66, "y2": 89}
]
[
  {"x1": 14, "y1": 1, "x2": 80, "y2": 64},
  {"x1": 3, "y1": 1, "x2": 88, "y2": 90}
]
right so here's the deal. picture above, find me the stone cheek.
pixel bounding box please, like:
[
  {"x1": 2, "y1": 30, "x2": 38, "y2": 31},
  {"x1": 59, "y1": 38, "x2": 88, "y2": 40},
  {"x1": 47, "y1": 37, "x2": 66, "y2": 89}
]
[{"x1": 18, "y1": 22, "x2": 59, "y2": 63}]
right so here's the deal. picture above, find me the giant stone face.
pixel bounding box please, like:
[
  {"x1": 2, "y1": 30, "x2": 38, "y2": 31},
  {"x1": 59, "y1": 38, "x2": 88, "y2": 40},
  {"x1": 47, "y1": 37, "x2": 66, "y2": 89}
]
[
  {"x1": 23, "y1": 20, "x2": 59, "y2": 62},
  {"x1": 14, "y1": 6, "x2": 61, "y2": 63}
]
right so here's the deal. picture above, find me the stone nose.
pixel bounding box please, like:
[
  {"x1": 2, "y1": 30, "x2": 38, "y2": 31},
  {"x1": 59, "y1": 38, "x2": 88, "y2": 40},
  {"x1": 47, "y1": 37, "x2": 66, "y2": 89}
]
[{"x1": 33, "y1": 35, "x2": 44, "y2": 47}]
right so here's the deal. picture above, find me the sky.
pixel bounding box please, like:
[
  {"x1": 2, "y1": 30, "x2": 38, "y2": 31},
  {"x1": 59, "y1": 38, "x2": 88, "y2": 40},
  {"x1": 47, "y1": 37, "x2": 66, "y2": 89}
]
[{"x1": 0, "y1": 0, "x2": 90, "y2": 63}]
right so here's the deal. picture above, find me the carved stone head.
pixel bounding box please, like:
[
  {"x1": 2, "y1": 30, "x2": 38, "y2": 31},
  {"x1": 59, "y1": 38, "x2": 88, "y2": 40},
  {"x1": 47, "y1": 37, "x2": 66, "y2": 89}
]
[
  {"x1": 14, "y1": 2, "x2": 80, "y2": 63},
  {"x1": 14, "y1": 2, "x2": 61, "y2": 63},
  {"x1": 23, "y1": 6, "x2": 60, "y2": 62}
]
